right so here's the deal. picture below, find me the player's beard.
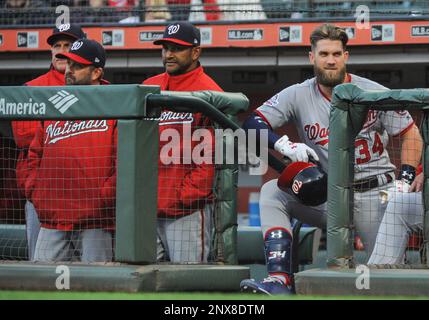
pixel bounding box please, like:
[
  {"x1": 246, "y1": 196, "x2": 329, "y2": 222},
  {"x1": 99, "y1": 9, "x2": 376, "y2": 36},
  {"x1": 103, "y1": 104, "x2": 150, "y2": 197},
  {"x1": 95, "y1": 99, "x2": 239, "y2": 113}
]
[
  {"x1": 314, "y1": 64, "x2": 346, "y2": 88},
  {"x1": 163, "y1": 58, "x2": 193, "y2": 76},
  {"x1": 65, "y1": 71, "x2": 92, "y2": 85}
]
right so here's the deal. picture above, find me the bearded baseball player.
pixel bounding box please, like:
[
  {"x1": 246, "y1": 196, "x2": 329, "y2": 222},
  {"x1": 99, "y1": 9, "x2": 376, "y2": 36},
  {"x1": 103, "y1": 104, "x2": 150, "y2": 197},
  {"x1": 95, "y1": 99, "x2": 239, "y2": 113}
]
[
  {"x1": 240, "y1": 23, "x2": 423, "y2": 295},
  {"x1": 25, "y1": 39, "x2": 115, "y2": 262},
  {"x1": 12, "y1": 24, "x2": 85, "y2": 261},
  {"x1": 143, "y1": 22, "x2": 223, "y2": 263}
]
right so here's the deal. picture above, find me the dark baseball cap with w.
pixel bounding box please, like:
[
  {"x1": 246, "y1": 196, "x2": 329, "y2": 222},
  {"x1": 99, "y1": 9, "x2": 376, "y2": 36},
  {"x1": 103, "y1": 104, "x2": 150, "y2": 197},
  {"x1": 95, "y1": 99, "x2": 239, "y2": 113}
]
[
  {"x1": 56, "y1": 39, "x2": 106, "y2": 68},
  {"x1": 47, "y1": 23, "x2": 85, "y2": 46},
  {"x1": 154, "y1": 22, "x2": 200, "y2": 47}
]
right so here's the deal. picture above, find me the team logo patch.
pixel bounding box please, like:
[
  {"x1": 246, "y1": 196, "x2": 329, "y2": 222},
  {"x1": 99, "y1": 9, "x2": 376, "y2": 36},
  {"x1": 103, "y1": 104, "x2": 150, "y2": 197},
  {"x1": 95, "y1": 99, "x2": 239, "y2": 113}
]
[
  {"x1": 292, "y1": 180, "x2": 303, "y2": 194},
  {"x1": 58, "y1": 24, "x2": 71, "y2": 32},
  {"x1": 263, "y1": 94, "x2": 279, "y2": 107},
  {"x1": 45, "y1": 120, "x2": 109, "y2": 144},
  {"x1": 304, "y1": 123, "x2": 329, "y2": 146},
  {"x1": 71, "y1": 40, "x2": 83, "y2": 51},
  {"x1": 158, "y1": 111, "x2": 194, "y2": 125},
  {"x1": 362, "y1": 110, "x2": 378, "y2": 130},
  {"x1": 168, "y1": 24, "x2": 180, "y2": 35}
]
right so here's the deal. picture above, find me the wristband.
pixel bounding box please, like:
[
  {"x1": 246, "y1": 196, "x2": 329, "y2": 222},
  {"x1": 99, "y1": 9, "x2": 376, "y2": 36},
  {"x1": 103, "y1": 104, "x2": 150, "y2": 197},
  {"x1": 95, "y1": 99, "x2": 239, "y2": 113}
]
[{"x1": 400, "y1": 164, "x2": 416, "y2": 185}]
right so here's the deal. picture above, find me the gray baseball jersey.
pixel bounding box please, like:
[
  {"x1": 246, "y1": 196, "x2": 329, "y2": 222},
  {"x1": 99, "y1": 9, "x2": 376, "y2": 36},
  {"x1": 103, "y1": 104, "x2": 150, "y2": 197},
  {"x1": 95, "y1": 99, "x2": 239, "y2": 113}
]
[{"x1": 256, "y1": 74, "x2": 414, "y2": 181}]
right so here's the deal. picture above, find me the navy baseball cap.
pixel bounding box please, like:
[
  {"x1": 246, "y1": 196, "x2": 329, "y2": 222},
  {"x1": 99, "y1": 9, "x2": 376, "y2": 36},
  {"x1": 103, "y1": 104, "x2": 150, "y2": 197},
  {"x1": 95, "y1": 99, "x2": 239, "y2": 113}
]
[
  {"x1": 47, "y1": 23, "x2": 85, "y2": 46},
  {"x1": 56, "y1": 39, "x2": 106, "y2": 68},
  {"x1": 154, "y1": 22, "x2": 200, "y2": 47}
]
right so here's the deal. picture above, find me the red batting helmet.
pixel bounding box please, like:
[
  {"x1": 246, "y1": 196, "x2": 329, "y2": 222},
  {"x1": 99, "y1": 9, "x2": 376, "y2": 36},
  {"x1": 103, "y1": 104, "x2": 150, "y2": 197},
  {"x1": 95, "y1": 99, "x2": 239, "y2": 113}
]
[{"x1": 277, "y1": 161, "x2": 327, "y2": 206}]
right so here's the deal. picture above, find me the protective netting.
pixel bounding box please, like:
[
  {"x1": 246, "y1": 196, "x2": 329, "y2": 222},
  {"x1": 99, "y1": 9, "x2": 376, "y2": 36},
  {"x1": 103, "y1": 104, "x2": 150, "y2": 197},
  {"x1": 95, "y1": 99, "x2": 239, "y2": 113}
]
[
  {"x1": 349, "y1": 110, "x2": 425, "y2": 267},
  {"x1": 0, "y1": 115, "x2": 227, "y2": 265},
  {"x1": 156, "y1": 114, "x2": 218, "y2": 264},
  {"x1": 0, "y1": 0, "x2": 428, "y2": 25},
  {"x1": 0, "y1": 119, "x2": 117, "y2": 262}
]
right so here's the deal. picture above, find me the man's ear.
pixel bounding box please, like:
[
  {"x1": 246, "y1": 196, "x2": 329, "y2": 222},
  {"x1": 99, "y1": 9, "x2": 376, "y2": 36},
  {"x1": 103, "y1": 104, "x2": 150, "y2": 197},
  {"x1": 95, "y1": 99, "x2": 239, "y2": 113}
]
[
  {"x1": 192, "y1": 46, "x2": 202, "y2": 61},
  {"x1": 91, "y1": 67, "x2": 103, "y2": 82},
  {"x1": 343, "y1": 50, "x2": 349, "y2": 62},
  {"x1": 309, "y1": 50, "x2": 315, "y2": 64}
]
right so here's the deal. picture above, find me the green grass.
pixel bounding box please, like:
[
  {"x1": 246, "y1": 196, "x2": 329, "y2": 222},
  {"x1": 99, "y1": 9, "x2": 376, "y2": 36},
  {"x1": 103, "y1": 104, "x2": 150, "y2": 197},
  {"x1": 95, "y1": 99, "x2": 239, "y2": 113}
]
[{"x1": 1, "y1": 291, "x2": 429, "y2": 300}]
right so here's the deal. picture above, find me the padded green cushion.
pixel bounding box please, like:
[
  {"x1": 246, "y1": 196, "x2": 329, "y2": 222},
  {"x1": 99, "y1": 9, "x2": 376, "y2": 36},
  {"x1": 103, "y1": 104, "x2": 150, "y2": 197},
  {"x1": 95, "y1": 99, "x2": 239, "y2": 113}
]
[
  {"x1": 0, "y1": 224, "x2": 28, "y2": 260},
  {"x1": 237, "y1": 226, "x2": 321, "y2": 265}
]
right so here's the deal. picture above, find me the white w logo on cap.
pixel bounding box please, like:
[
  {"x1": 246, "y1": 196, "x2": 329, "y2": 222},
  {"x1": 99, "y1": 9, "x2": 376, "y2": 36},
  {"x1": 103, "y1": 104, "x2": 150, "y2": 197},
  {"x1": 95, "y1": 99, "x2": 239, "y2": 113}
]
[
  {"x1": 71, "y1": 40, "x2": 83, "y2": 51},
  {"x1": 59, "y1": 24, "x2": 71, "y2": 32},
  {"x1": 167, "y1": 24, "x2": 180, "y2": 35}
]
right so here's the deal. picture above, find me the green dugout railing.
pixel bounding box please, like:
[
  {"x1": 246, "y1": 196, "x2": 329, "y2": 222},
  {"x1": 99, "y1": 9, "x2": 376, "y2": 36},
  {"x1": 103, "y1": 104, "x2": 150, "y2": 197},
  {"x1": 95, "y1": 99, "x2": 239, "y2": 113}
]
[
  {"x1": 328, "y1": 83, "x2": 429, "y2": 268},
  {"x1": 0, "y1": 84, "x2": 249, "y2": 265}
]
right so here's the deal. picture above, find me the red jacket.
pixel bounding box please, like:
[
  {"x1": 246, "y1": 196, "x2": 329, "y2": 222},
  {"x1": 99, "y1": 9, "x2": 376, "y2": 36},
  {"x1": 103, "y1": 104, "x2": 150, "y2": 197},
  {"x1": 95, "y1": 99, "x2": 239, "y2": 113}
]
[
  {"x1": 25, "y1": 119, "x2": 117, "y2": 231},
  {"x1": 12, "y1": 68, "x2": 65, "y2": 194},
  {"x1": 143, "y1": 65, "x2": 223, "y2": 217},
  {"x1": 25, "y1": 67, "x2": 65, "y2": 86},
  {"x1": 23, "y1": 79, "x2": 115, "y2": 230}
]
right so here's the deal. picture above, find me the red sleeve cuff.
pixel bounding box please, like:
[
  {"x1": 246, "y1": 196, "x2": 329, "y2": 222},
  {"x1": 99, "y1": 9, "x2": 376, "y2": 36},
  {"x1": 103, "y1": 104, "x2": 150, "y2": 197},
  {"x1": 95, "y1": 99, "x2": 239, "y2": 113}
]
[{"x1": 417, "y1": 164, "x2": 423, "y2": 176}]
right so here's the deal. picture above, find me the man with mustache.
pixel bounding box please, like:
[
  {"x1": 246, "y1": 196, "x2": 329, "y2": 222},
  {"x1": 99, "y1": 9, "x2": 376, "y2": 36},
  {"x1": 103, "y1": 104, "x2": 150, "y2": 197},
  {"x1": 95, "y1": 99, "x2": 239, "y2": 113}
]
[
  {"x1": 240, "y1": 23, "x2": 422, "y2": 295},
  {"x1": 143, "y1": 22, "x2": 222, "y2": 263},
  {"x1": 12, "y1": 24, "x2": 85, "y2": 261},
  {"x1": 25, "y1": 39, "x2": 115, "y2": 262}
]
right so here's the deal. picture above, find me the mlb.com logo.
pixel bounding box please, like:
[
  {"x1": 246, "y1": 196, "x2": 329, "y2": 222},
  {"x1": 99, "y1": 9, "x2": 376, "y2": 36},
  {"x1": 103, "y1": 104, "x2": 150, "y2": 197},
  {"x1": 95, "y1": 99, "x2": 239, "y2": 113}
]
[{"x1": 48, "y1": 90, "x2": 79, "y2": 114}]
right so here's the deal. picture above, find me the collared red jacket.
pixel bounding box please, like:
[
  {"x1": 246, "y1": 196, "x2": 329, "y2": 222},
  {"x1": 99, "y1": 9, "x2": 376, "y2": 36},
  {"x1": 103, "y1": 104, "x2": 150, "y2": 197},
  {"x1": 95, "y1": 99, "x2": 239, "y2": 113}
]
[
  {"x1": 24, "y1": 80, "x2": 116, "y2": 231},
  {"x1": 143, "y1": 65, "x2": 223, "y2": 217}
]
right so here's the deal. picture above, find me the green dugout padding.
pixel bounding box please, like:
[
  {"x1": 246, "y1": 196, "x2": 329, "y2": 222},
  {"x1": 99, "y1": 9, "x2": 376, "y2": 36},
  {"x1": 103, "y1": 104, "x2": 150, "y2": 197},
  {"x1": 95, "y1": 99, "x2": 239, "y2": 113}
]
[
  {"x1": 237, "y1": 226, "x2": 321, "y2": 265},
  {"x1": 0, "y1": 85, "x2": 249, "y2": 266},
  {"x1": 0, "y1": 225, "x2": 27, "y2": 260},
  {"x1": 0, "y1": 85, "x2": 160, "y2": 119},
  {"x1": 329, "y1": 83, "x2": 429, "y2": 268},
  {"x1": 0, "y1": 262, "x2": 249, "y2": 292},
  {"x1": 0, "y1": 224, "x2": 321, "y2": 264},
  {"x1": 295, "y1": 269, "x2": 429, "y2": 296}
]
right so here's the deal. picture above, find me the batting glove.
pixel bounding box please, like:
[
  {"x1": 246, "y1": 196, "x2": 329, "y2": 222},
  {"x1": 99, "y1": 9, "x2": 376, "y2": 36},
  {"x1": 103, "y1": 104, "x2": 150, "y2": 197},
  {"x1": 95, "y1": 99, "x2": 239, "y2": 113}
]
[
  {"x1": 274, "y1": 135, "x2": 319, "y2": 163},
  {"x1": 380, "y1": 180, "x2": 410, "y2": 204}
]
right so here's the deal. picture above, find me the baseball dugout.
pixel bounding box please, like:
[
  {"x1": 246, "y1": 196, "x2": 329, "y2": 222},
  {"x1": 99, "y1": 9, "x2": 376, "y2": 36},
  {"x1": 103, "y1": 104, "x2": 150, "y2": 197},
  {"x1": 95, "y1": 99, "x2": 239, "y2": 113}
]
[{"x1": 0, "y1": 84, "x2": 250, "y2": 291}]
